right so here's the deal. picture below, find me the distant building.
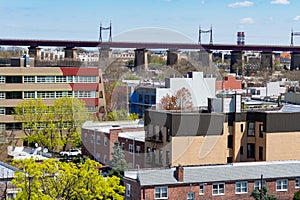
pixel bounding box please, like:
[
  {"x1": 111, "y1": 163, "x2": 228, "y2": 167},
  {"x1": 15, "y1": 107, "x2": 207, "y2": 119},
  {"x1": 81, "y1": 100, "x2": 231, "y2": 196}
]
[
  {"x1": 0, "y1": 56, "x2": 106, "y2": 132},
  {"x1": 124, "y1": 160, "x2": 300, "y2": 200},
  {"x1": 81, "y1": 120, "x2": 145, "y2": 169},
  {"x1": 216, "y1": 75, "x2": 242, "y2": 91}
]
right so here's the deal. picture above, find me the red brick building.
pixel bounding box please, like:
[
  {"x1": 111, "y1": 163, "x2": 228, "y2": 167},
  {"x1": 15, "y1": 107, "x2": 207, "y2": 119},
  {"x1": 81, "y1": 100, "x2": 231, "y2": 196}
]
[
  {"x1": 81, "y1": 120, "x2": 145, "y2": 168},
  {"x1": 124, "y1": 161, "x2": 300, "y2": 200},
  {"x1": 216, "y1": 76, "x2": 242, "y2": 91}
]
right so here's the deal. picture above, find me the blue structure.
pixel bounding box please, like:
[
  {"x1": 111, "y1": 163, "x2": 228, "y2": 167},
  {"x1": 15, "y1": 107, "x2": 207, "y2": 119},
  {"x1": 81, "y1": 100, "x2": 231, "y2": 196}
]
[{"x1": 129, "y1": 87, "x2": 156, "y2": 118}]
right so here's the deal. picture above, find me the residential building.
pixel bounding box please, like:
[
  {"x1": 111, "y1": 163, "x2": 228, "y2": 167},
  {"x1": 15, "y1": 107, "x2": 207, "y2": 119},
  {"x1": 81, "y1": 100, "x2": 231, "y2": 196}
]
[
  {"x1": 81, "y1": 120, "x2": 145, "y2": 168},
  {"x1": 0, "y1": 56, "x2": 106, "y2": 132},
  {"x1": 124, "y1": 160, "x2": 300, "y2": 200},
  {"x1": 0, "y1": 161, "x2": 19, "y2": 199},
  {"x1": 143, "y1": 105, "x2": 300, "y2": 168},
  {"x1": 216, "y1": 75, "x2": 242, "y2": 91}
]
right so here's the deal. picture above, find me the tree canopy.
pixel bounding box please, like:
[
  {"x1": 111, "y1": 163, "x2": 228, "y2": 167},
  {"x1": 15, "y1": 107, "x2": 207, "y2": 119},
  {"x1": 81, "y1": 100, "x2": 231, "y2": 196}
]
[
  {"x1": 14, "y1": 97, "x2": 90, "y2": 151},
  {"x1": 12, "y1": 158, "x2": 125, "y2": 200},
  {"x1": 159, "y1": 87, "x2": 193, "y2": 110},
  {"x1": 250, "y1": 186, "x2": 277, "y2": 200},
  {"x1": 109, "y1": 141, "x2": 129, "y2": 179}
]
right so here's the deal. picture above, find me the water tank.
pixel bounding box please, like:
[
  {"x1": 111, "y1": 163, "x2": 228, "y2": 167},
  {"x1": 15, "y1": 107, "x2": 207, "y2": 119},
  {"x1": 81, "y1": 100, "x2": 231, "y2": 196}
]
[{"x1": 237, "y1": 32, "x2": 245, "y2": 45}]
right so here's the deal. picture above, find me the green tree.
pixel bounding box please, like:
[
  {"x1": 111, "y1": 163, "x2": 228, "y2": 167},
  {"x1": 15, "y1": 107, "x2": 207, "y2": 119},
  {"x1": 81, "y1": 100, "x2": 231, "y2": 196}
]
[
  {"x1": 109, "y1": 141, "x2": 129, "y2": 179},
  {"x1": 250, "y1": 186, "x2": 277, "y2": 200},
  {"x1": 12, "y1": 158, "x2": 125, "y2": 200},
  {"x1": 14, "y1": 97, "x2": 90, "y2": 151},
  {"x1": 107, "y1": 109, "x2": 138, "y2": 121},
  {"x1": 294, "y1": 190, "x2": 300, "y2": 200}
]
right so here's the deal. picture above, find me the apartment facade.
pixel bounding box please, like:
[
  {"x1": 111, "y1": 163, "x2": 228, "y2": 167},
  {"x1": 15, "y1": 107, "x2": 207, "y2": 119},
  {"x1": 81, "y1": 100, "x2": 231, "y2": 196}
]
[
  {"x1": 143, "y1": 106, "x2": 300, "y2": 168},
  {"x1": 81, "y1": 120, "x2": 145, "y2": 168},
  {"x1": 124, "y1": 161, "x2": 300, "y2": 200},
  {"x1": 0, "y1": 57, "x2": 106, "y2": 132}
]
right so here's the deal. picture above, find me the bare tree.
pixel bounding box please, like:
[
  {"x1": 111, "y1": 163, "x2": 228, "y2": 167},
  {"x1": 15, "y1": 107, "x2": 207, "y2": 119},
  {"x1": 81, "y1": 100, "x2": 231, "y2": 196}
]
[{"x1": 159, "y1": 87, "x2": 193, "y2": 110}]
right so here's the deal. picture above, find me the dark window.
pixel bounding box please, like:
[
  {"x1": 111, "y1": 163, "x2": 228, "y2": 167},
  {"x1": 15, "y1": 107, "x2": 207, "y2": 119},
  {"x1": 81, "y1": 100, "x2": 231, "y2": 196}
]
[
  {"x1": 146, "y1": 147, "x2": 151, "y2": 161},
  {"x1": 6, "y1": 92, "x2": 22, "y2": 99},
  {"x1": 166, "y1": 151, "x2": 170, "y2": 165},
  {"x1": 240, "y1": 124, "x2": 244, "y2": 132},
  {"x1": 6, "y1": 76, "x2": 22, "y2": 83},
  {"x1": 166, "y1": 128, "x2": 171, "y2": 142},
  {"x1": 159, "y1": 130, "x2": 163, "y2": 141},
  {"x1": 247, "y1": 143, "x2": 255, "y2": 158},
  {"x1": 5, "y1": 107, "x2": 14, "y2": 115},
  {"x1": 257, "y1": 90, "x2": 260, "y2": 95},
  {"x1": 240, "y1": 146, "x2": 244, "y2": 155},
  {"x1": 259, "y1": 146, "x2": 263, "y2": 160},
  {"x1": 138, "y1": 94, "x2": 143, "y2": 102},
  {"x1": 227, "y1": 135, "x2": 233, "y2": 148},
  {"x1": 259, "y1": 124, "x2": 264, "y2": 138},
  {"x1": 159, "y1": 150, "x2": 163, "y2": 164},
  {"x1": 6, "y1": 123, "x2": 22, "y2": 130},
  {"x1": 227, "y1": 157, "x2": 233, "y2": 163},
  {"x1": 151, "y1": 95, "x2": 156, "y2": 104},
  {"x1": 99, "y1": 91, "x2": 103, "y2": 98},
  {"x1": 145, "y1": 95, "x2": 150, "y2": 104},
  {"x1": 247, "y1": 122, "x2": 255, "y2": 136},
  {"x1": 152, "y1": 148, "x2": 156, "y2": 162}
]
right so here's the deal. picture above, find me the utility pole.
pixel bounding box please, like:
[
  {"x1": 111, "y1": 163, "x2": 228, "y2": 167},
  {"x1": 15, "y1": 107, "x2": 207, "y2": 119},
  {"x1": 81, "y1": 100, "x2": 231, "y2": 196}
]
[{"x1": 260, "y1": 174, "x2": 263, "y2": 200}]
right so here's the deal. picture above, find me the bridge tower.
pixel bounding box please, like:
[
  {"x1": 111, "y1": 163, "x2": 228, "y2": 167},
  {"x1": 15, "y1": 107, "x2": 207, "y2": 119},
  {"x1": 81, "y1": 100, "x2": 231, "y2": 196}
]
[
  {"x1": 98, "y1": 21, "x2": 112, "y2": 60},
  {"x1": 290, "y1": 28, "x2": 300, "y2": 70},
  {"x1": 198, "y1": 25, "x2": 213, "y2": 45}
]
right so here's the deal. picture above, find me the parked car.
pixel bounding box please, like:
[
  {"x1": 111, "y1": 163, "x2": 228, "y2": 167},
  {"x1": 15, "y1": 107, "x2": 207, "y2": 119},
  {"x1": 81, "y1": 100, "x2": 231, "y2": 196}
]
[{"x1": 59, "y1": 149, "x2": 82, "y2": 157}]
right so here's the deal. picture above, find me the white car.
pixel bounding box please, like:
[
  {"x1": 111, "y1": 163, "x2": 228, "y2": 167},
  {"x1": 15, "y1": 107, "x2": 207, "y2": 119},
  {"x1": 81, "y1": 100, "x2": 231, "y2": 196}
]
[{"x1": 59, "y1": 149, "x2": 82, "y2": 157}]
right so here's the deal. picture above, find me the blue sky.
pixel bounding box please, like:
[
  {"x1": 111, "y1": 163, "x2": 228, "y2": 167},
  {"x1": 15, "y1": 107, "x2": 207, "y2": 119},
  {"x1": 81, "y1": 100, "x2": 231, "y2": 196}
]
[{"x1": 1, "y1": 0, "x2": 300, "y2": 45}]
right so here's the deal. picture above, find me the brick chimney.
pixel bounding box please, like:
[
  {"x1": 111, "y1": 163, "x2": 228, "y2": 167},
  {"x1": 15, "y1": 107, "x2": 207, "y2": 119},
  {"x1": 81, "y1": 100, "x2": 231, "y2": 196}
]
[{"x1": 175, "y1": 165, "x2": 184, "y2": 182}]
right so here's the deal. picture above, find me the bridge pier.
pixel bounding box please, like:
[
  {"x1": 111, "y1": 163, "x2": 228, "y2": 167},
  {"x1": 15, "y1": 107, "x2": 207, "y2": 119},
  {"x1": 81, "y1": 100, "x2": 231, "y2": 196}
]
[
  {"x1": 230, "y1": 51, "x2": 245, "y2": 75},
  {"x1": 167, "y1": 49, "x2": 179, "y2": 66},
  {"x1": 261, "y1": 52, "x2": 274, "y2": 71},
  {"x1": 291, "y1": 52, "x2": 300, "y2": 70},
  {"x1": 28, "y1": 46, "x2": 41, "y2": 60},
  {"x1": 134, "y1": 48, "x2": 148, "y2": 71},
  {"x1": 64, "y1": 47, "x2": 78, "y2": 60},
  {"x1": 99, "y1": 48, "x2": 112, "y2": 59},
  {"x1": 188, "y1": 50, "x2": 212, "y2": 66}
]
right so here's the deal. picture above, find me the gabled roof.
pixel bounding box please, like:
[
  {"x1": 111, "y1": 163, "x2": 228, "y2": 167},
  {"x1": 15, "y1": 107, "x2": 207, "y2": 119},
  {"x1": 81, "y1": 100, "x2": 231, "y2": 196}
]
[{"x1": 125, "y1": 160, "x2": 300, "y2": 186}]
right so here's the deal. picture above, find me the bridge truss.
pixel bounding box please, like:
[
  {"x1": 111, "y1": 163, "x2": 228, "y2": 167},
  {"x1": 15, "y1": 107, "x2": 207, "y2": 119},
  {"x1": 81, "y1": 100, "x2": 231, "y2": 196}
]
[{"x1": 198, "y1": 25, "x2": 213, "y2": 45}]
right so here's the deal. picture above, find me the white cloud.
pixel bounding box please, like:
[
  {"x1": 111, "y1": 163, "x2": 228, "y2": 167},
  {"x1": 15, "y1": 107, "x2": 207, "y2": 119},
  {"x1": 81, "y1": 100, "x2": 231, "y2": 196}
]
[
  {"x1": 239, "y1": 17, "x2": 255, "y2": 24},
  {"x1": 200, "y1": 0, "x2": 205, "y2": 4},
  {"x1": 228, "y1": 1, "x2": 254, "y2": 8},
  {"x1": 294, "y1": 16, "x2": 300, "y2": 21},
  {"x1": 270, "y1": 0, "x2": 290, "y2": 5}
]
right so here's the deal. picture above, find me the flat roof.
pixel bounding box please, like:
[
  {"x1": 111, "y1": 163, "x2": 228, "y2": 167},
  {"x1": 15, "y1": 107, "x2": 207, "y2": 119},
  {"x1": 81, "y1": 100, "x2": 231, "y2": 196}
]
[
  {"x1": 0, "y1": 161, "x2": 19, "y2": 179},
  {"x1": 125, "y1": 160, "x2": 300, "y2": 186},
  {"x1": 82, "y1": 120, "x2": 144, "y2": 133},
  {"x1": 118, "y1": 131, "x2": 145, "y2": 142}
]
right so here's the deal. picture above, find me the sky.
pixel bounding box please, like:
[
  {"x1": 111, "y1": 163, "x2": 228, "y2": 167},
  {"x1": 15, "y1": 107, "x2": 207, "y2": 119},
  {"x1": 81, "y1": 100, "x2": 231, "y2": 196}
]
[{"x1": 1, "y1": 0, "x2": 300, "y2": 45}]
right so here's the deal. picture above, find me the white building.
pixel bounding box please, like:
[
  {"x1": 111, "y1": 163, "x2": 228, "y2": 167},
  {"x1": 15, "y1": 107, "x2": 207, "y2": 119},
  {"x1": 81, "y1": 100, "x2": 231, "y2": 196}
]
[{"x1": 156, "y1": 72, "x2": 216, "y2": 109}]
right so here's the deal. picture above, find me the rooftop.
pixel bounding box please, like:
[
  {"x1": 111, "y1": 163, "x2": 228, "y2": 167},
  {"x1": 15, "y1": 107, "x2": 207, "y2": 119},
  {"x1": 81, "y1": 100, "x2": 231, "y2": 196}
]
[
  {"x1": 125, "y1": 160, "x2": 300, "y2": 186},
  {"x1": 0, "y1": 161, "x2": 19, "y2": 179},
  {"x1": 82, "y1": 120, "x2": 144, "y2": 133}
]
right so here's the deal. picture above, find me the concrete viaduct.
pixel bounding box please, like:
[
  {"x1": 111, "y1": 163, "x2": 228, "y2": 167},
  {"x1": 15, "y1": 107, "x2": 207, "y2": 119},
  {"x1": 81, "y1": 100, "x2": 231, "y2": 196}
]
[{"x1": 1, "y1": 39, "x2": 300, "y2": 71}]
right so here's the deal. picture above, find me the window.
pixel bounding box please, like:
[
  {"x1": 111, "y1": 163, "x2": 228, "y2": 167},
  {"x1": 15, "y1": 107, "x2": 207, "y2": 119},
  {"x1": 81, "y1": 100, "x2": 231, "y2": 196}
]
[
  {"x1": 259, "y1": 124, "x2": 264, "y2": 138},
  {"x1": 24, "y1": 91, "x2": 35, "y2": 99},
  {"x1": 247, "y1": 143, "x2": 255, "y2": 158},
  {"x1": 0, "y1": 76, "x2": 5, "y2": 83},
  {"x1": 129, "y1": 144, "x2": 133, "y2": 154},
  {"x1": 187, "y1": 192, "x2": 194, "y2": 200},
  {"x1": 0, "y1": 108, "x2": 5, "y2": 115},
  {"x1": 99, "y1": 91, "x2": 103, "y2": 98},
  {"x1": 152, "y1": 148, "x2": 156, "y2": 162},
  {"x1": 166, "y1": 128, "x2": 171, "y2": 142},
  {"x1": 212, "y1": 183, "x2": 225, "y2": 195},
  {"x1": 276, "y1": 179, "x2": 288, "y2": 191},
  {"x1": 236, "y1": 181, "x2": 248, "y2": 194},
  {"x1": 91, "y1": 134, "x2": 94, "y2": 143},
  {"x1": 199, "y1": 183, "x2": 205, "y2": 195},
  {"x1": 55, "y1": 91, "x2": 67, "y2": 98},
  {"x1": 227, "y1": 135, "x2": 233, "y2": 148},
  {"x1": 0, "y1": 92, "x2": 4, "y2": 99},
  {"x1": 259, "y1": 146, "x2": 263, "y2": 160},
  {"x1": 24, "y1": 76, "x2": 35, "y2": 83},
  {"x1": 121, "y1": 142, "x2": 125, "y2": 150},
  {"x1": 240, "y1": 124, "x2": 244, "y2": 132},
  {"x1": 37, "y1": 76, "x2": 55, "y2": 83},
  {"x1": 6, "y1": 76, "x2": 22, "y2": 83},
  {"x1": 136, "y1": 146, "x2": 140, "y2": 155},
  {"x1": 103, "y1": 155, "x2": 107, "y2": 163},
  {"x1": 154, "y1": 186, "x2": 168, "y2": 199},
  {"x1": 159, "y1": 150, "x2": 163, "y2": 164},
  {"x1": 104, "y1": 137, "x2": 108, "y2": 146},
  {"x1": 37, "y1": 91, "x2": 55, "y2": 99},
  {"x1": 247, "y1": 122, "x2": 255, "y2": 136},
  {"x1": 0, "y1": 123, "x2": 5, "y2": 130},
  {"x1": 6, "y1": 92, "x2": 22, "y2": 99},
  {"x1": 96, "y1": 135, "x2": 100, "y2": 144},
  {"x1": 166, "y1": 151, "x2": 170, "y2": 165},
  {"x1": 296, "y1": 178, "x2": 300, "y2": 188},
  {"x1": 138, "y1": 94, "x2": 143, "y2": 102},
  {"x1": 254, "y1": 180, "x2": 266, "y2": 190},
  {"x1": 84, "y1": 132, "x2": 87, "y2": 142},
  {"x1": 151, "y1": 95, "x2": 156, "y2": 104},
  {"x1": 146, "y1": 147, "x2": 151, "y2": 161},
  {"x1": 126, "y1": 184, "x2": 131, "y2": 199},
  {"x1": 145, "y1": 95, "x2": 150, "y2": 104},
  {"x1": 55, "y1": 76, "x2": 67, "y2": 83}
]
